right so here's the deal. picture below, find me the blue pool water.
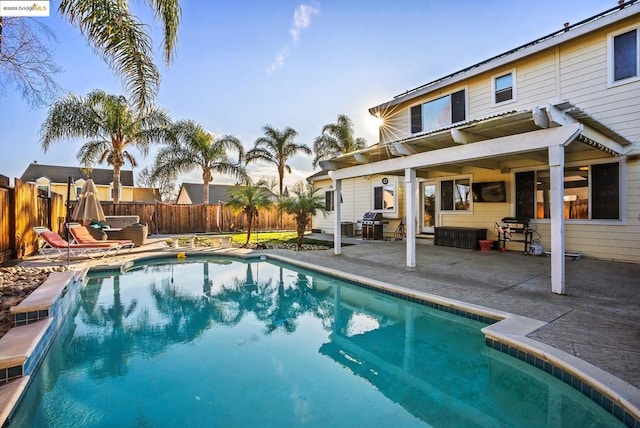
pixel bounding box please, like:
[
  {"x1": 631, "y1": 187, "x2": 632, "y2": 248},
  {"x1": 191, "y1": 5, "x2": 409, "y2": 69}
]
[{"x1": 10, "y1": 257, "x2": 620, "y2": 427}]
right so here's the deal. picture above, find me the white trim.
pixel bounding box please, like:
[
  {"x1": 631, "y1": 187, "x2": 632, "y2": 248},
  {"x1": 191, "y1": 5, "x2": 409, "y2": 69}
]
[
  {"x1": 420, "y1": 181, "x2": 438, "y2": 233},
  {"x1": 607, "y1": 23, "x2": 640, "y2": 87},
  {"x1": 491, "y1": 69, "x2": 517, "y2": 106},
  {"x1": 329, "y1": 125, "x2": 583, "y2": 181}
]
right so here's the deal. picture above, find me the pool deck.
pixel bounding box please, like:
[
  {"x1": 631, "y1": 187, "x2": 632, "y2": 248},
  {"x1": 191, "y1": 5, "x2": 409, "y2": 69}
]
[{"x1": 17, "y1": 233, "x2": 640, "y2": 397}]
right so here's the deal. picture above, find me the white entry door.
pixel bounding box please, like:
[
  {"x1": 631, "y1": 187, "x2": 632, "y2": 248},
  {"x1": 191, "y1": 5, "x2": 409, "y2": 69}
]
[{"x1": 422, "y1": 182, "x2": 437, "y2": 234}]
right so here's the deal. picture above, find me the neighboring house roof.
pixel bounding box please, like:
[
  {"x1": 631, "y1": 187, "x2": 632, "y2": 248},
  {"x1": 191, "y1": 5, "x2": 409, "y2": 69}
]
[
  {"x1": 306, "y1": 170, "x2": 330, "y2": 183},
  {"x1": 132, "y1": 187, "x2": 162, "y2": 202},
  {"x1": 20, "y1": 163, "x2": 135, "y2": 186},
  {"x1": 370, "y1": 1, "x2": 640, "y2": 113},
  {"x1": 177, "y1": 183, "x2": 277, "y2": 204}
]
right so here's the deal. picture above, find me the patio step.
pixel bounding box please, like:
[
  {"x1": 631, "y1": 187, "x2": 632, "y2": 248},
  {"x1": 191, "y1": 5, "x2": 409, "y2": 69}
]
[
  {"x1": 0, "y1": 319, "x2": 52, "y2": 384},
  {"x1": 1, "y1": 270, "x2": 83, "y2": 383},
  {"x1": 0, "y1": 376, "x2": 30, "y2": 425},
  {"x1": 9, "y1": 271, "x2": 77, "y2": 327}
]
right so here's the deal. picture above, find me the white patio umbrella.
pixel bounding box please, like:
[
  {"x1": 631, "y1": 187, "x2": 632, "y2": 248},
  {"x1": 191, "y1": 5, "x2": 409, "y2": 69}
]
[{"x1": 71, "y1": 179, "x2": 106, "y2": 225}]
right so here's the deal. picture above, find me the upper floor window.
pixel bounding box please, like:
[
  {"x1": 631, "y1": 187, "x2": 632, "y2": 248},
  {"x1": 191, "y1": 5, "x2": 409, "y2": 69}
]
[
  {"x1": 74, "y1": 180, "x2": 85, "y2": 199},
  {"x1": 110, "y1": 183, "x2": 121, "y2": 200},
  {"x1": 410, "y1": 89, "x2": 466, "y2": 134},
  {"x1": 493, "y1": 71, "x2": 515, "y2": 104},
  {"x1": 36, "y1": 185, "x2": 50, "y2": 197},
  {"x1": 515, "y1": 162, "x2": 620, "y2": 221},
  {"x1": 609, "y1": 27, "x2": 639, "y2": 84}
]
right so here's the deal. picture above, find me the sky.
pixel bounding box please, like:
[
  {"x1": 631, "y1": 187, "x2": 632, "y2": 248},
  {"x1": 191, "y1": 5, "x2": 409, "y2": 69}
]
[{"x1": 0, "y1": 0, "x2": 618, "y2": 190}]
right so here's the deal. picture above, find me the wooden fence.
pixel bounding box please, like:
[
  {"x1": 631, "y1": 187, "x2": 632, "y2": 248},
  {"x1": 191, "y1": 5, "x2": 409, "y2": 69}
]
[
  {"x1": 89, "y1": 202, "x2": 300, "y2": 234},
  {"x1": 0, "y1": 178, "x2": 66, "y2": 262},
  {"x1": 0, "y1": 176, "x2": 304, "y2": 261}
]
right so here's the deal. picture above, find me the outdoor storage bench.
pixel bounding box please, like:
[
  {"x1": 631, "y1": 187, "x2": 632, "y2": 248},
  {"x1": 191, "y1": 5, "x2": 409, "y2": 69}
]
[{"x1": 434, "y1": 226, "x2": 487, "y2": 250}]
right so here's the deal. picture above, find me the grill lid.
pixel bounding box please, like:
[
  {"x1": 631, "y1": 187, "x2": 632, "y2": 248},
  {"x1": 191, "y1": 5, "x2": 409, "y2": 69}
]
[{"x1": 363, "y1": 212, "x2": 384, "y2": 221}]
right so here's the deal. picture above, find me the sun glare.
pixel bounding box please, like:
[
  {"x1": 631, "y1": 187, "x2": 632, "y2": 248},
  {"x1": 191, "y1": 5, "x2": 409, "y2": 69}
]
[{"x1": 365, "y1": 114, "x2": 383, "y2": 138}]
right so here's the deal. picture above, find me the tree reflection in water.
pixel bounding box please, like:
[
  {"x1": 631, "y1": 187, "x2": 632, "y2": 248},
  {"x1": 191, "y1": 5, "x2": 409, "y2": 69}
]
[{"x1": 68, "y1": 260, "x2": 333, "y2": 380}]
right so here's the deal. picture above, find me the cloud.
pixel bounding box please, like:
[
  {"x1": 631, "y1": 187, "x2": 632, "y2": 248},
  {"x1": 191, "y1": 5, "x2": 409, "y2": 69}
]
[
  {"x1": 290, "y1": 4, "x2": 319, "y2": 43},
  {"x1": 268, "y1": 4, "x2": 319, "y2": 74},
  {"x1": 269, "y1": 49, "x2": 288, "y2": 74}
]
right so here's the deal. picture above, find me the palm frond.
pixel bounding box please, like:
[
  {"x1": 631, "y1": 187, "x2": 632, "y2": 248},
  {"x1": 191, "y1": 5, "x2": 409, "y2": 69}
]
[
  {"x1": 77, "y1": 139, "x2": 110, "y2": 166},
  {"x1": 145, "y1": 0, "x2": 181, "y2": 64},
  {"x1": 58, "y1": 0, "x2": 160, "y2": 113},
  {"x1": 40, "y1": 92, "x2": 103, "y2": 150}
]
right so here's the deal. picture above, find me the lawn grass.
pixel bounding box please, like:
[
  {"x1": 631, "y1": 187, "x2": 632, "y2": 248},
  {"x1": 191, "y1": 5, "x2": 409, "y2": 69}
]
[
  {"x1": 167, "y1": 231, "x2": 339, "y2": 248},
  {"x1": 230, "y1": 231, "x2": 299, "y2": 245}
]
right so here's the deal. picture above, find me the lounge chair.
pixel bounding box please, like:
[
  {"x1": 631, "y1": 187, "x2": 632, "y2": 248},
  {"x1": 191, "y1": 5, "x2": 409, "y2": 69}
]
[
  {"x1": 68, "y1": 224, "x2": 134, "y2": 252},
  {"x1": 35, "y1": 229, "x2": 127, "y2": 260}
]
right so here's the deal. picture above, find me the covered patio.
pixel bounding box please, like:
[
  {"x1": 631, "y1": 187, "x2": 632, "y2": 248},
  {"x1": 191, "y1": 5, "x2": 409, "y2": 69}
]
[{"x1": 322, "y1": 101, "x2": 634, "y2": 295}]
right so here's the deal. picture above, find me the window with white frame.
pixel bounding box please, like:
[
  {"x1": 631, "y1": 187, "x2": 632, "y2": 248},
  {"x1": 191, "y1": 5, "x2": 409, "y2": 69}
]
[
  {"x1": 440, "y1": 178, "x2": 471, "y2": 211},
  {"x1": 493, "y1": 71, "x2": 515, "y2": 104},
  {"x1": 373, "y1": 182, "x2": 396, "y2": 212},
  {"x1": 410, "y1": 89, "x2": 466, "y2": 134},
  {"x1": 609, "y1": 26, "x2": 639, "y2": 84},
  {"x1": 110, "y1": 183, "x2": 121, "y2": 200},
  {"x1": 36, "y1": 184, "x2": 50, "y2": 197},
  {"x1": 515, "y1": 162, "x2": 620, "y2": 220},
  {"x1": 325, "y1": 190, "x2": 335, "y2": 211},
  {"x1": 74, "y1": 180, "x2": 85, "y2": 199}
]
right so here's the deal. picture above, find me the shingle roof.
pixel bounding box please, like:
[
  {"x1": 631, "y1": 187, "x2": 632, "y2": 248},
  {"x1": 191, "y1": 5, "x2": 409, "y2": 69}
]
[
  {"x1": 179, "y1": 183, "x2": 277, "y2": 204},
  {"x1": 306, "y1": 170, "x2": 330, "y2": 183},
  {"x1": 20, "y1": 163, "x2": 134, "y2": 186}
]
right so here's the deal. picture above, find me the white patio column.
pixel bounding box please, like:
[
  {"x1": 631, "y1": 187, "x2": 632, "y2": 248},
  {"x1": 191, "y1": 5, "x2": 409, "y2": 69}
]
[
  {"x1": 405, "y1": 168, "x2": 417, "y2": 268},
  {"x1": 333, "y1": 179, "x2": 342, "y2": 255},
  {"x1": 549, "y1": 145, "x2": 566, "y2": 294}
]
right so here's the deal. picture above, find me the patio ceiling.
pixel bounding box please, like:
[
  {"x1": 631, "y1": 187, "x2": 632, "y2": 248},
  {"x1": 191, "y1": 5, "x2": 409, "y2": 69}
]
[{"x1": 320, "y1": 101, "x2": 632, "y2": 178}]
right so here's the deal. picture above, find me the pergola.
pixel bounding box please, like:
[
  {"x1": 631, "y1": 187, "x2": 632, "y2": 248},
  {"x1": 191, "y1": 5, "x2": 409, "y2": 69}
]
[{"x1": 323, "y1": 101, "x2": 632, "y2": 294}]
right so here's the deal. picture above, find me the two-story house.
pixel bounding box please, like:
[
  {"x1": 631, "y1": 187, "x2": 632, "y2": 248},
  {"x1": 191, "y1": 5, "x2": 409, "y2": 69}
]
[{"x1": 309, "y1": 2, "x2": 640, "y2": 294}]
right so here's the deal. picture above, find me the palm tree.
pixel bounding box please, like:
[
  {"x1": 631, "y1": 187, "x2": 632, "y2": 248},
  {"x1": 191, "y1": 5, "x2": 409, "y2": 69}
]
[
  {"x1": 225, "y1": 186, "x2": 273, "y2": 246},
  {"x1": 40, "y1": 89, "x2": 171, "y2": 203},
  {"x1": 312, "y1": 114, "x2": 367, "y2": 168},
  {"x1": 152, "y1": 120, "x2": 249, "y2": 205},
  {"x1": 279, "y1": 183, "x2": 327, "y2": 250},
  {"x1": 246, "y1": 125, "x2": 312, "y2": 199},
  {"x1": 58, "y1": 0, "x2": 181, "y2": 113}
]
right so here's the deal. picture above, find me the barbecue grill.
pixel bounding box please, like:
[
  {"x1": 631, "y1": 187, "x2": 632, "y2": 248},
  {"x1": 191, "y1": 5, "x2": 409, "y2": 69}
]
[
  {"x1": 497, "y1": 217, "x2": 533, "y2": 253},
  {"x1": 362, "y1": 212, "x2": 386, "y2": 240}
]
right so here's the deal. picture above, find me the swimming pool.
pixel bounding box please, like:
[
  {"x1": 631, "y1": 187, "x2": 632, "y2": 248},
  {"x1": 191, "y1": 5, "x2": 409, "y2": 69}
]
[{"x1": 10, "y1": 257, "x2": 621, "y2": 427}]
